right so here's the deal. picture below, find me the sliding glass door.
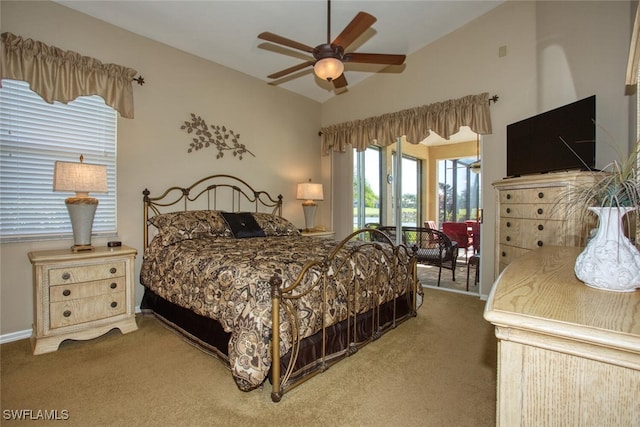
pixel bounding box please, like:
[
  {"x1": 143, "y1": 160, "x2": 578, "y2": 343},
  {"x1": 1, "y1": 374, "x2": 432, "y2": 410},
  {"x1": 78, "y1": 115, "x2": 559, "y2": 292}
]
[
  {"x1": 353, "y1": 139, "x2": 422, "y2": 233},
  {"x1": 438, "y1": 158, "x2": 481, "y2": 223},
  {"x1": 353, "y1": 147, "x2": 382, "y2": 230},
  {"x1": 392, "y1": 154, "x2": 420, "y2": 227}
]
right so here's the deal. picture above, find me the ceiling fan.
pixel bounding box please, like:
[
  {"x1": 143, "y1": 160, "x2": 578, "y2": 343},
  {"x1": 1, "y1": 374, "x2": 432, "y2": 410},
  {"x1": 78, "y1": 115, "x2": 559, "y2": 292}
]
[{"x1": 257, "y1": 0, "x2": 406, "y2": 89}]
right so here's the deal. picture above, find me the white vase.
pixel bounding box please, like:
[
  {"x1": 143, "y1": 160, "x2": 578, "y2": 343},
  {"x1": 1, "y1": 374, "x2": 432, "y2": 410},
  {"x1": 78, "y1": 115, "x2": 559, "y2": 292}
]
[{"x1": 574, "y1": 207, "x2": 640, "y2": 292}]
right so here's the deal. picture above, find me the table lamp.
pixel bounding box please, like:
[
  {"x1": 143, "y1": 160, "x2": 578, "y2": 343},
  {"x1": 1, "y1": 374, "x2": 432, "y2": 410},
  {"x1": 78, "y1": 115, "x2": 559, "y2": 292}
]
[
  {"x1": 53, "y1": 155, "x2": 107, "y2": 252},
  {"x1": 296, "y1": 179, "x2": 324, "y2": 231}
]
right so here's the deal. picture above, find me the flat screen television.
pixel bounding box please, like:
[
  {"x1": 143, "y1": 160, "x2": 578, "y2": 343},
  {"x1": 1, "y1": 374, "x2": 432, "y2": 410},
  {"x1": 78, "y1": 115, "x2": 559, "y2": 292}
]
[{"x1": 506, "y1": 95, "x2": 596, "y2": 177}]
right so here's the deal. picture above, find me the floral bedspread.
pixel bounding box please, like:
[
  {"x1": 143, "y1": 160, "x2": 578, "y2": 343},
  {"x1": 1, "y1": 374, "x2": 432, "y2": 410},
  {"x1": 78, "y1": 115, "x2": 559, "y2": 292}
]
[{"x1": 140, "y1": 234, "x2": 412, "y2": 391}]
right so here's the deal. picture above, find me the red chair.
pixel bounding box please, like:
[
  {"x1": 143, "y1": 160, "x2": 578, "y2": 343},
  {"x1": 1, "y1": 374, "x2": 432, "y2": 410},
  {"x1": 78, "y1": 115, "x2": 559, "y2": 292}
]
[
  {"x1": 466, "y1": 221, "x2": 480, "y2": 254},
  {"x1": 442, "y1": 222, "x2": 472, "y2": 259}
]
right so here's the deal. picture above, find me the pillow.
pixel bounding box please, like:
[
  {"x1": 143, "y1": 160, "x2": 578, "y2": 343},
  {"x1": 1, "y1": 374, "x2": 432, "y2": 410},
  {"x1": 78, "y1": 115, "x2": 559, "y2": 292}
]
[
  {"x1": 148, "y1": 210, "x2": 232, "y2": 246},
  {"x1": 252, "y1": 212, "x2": 300, "y2": 237},
  {"x1": 220, "y1": 212, "x2": 266, "y2": 239}
]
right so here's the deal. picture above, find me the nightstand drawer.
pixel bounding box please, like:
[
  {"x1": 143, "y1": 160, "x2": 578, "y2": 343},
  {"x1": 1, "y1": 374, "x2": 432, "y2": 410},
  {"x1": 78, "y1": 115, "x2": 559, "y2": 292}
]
[
  {"x1": 50, "y1": 277, "x2": 126, "y2": 302},
  {"x1": 50, "y1": 291, "x2": 126, "y2": 328},
  {"x1": 48, "y1": 261, "x2": 125, "y2": 285}
]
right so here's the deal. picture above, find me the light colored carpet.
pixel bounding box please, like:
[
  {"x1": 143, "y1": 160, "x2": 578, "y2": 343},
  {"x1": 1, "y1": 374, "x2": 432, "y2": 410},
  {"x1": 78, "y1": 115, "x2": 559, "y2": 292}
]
[{"x1": 1, "y1": 288, "x2": 496, "y2": 426}]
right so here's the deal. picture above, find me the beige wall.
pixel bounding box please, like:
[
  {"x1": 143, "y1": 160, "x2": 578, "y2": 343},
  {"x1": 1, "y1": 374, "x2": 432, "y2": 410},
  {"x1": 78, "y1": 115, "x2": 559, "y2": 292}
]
[
  {"x1": 323, "y1": 1, "x2": 635, "y2": 297},
  {"x1": 0, "y1": 1, "x2": 323, "y2": 335}
]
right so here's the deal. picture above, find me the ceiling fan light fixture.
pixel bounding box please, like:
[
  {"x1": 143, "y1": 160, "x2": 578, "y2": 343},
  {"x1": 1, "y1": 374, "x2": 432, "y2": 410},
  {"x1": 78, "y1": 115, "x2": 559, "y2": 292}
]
[
  {"x1": 314, "y1": 57, "x2": 344, "y2": 81},
  {"x1": 469, "y1": 160, "x2": 481, "y2": 174}
]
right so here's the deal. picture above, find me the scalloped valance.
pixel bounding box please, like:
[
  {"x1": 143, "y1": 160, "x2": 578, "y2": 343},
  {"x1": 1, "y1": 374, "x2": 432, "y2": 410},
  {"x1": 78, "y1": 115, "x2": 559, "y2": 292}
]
[
  {"x1": 320, "y1": 92, "x2": 493, "y2": 155},
  {"x1": 0, "y1": 32, "x2": 137, "y2": 118}
]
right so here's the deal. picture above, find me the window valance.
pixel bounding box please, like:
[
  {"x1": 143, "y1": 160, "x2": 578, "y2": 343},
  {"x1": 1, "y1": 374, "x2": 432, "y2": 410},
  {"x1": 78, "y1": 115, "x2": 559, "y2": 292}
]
[
  {"x1": 320, "y1": 92, "x2": 493, "y2": 155},
  {"x1": 1, "y1": 32, "x2": 137, "y2": 118}
]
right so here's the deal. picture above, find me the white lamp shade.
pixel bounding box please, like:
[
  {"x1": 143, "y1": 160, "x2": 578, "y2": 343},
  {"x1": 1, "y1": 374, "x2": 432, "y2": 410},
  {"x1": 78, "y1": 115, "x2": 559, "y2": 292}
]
[
  {"x1": 297, "y1": 182, "x2": 324, "y2": 201},
  {"x1": 53, "y1": 161, "x2": 107, "y2": 195},
  {"x1": 314, "y1": 58, "x2": 344, "y2": 81}
]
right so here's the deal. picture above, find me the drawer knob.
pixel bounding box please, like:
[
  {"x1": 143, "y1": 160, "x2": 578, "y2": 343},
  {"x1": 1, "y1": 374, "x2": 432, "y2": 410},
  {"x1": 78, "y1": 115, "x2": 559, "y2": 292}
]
[
  {"x1": 110, "y1": 267, "x2": 117, "y2": 274},
  {"x1": 537, "y1": 208, "x2": 544, "y2": 215},
  {"x1": 537, "y1": 240, "x2": 544, "y2": 247},
  {"x1": 506, "y1": 208, "x2": 511, "y2": 214},
  {"x1": 62, "y1": 289, "x2": 71, "y2": 297},
  {"x1": 538, "y1": 224, "x2": 544, "y2": 231},
  {"x1": 110, "y1": 282, "x2": 118, "y2": 289},
  {"x1": 501, "y1": 251, "x2": 506, "y2": 257},
  {"x1": 506, "y1": 222, "x2": 511, "y2": 227},
  {"x1": 62, "y1": 272, "x2": 70, "y2": 280},
  {"x1": 63, "y1": 310, "x2": 72, "y2": 318},
  {"x1": 538, "y1": 192, "x2": 544, "y2": 198},
  {"x1": 110, "y1": 301, "x2": 118, "y2": 308},
  {"x1": 506, "y1": 194, "x2": 511, "y2": 200},
  {"x1": 506, "y1": 236, "x2": 511, "y2": 241}
]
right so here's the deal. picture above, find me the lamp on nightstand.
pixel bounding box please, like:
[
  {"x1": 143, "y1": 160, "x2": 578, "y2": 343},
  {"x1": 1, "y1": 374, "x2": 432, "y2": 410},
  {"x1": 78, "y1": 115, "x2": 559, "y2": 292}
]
[
  {"x1": 53, "y1": 155, "x2": 107, "y2": 252},
  {"x1": 296, "y1": 179, "x2": 324, "y2": 231}
]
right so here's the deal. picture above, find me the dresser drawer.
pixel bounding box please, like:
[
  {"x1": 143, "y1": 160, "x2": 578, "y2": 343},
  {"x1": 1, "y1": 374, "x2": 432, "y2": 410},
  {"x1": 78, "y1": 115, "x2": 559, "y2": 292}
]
[
  {"x1": 49, "y1": 277, "x2": 125, "y2": 303},
  {"x1": 49, "y1": 291, "x2": 126, "y2": 329},
  {"x1": 499, "y1": 187, "x2": 564, "y2": 205},
  {"x1": 497, "y1": 245, "x2": 529, "y2": 267},
  {"x1": 500, "y1": 219, "x2": 567, "y2": 248},
  {"x1": 500, "y1": 203, "x2": 566, "y2": 220},
  {"x1": 48, "y1": 261, "x2": 125, "y2": 285}
]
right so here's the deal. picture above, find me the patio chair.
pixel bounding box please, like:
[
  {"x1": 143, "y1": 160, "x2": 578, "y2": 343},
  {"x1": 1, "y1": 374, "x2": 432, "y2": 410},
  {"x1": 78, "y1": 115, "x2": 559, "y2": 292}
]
[
  {"x1": 442, "y1": 222, "x2": 472, "y2": 259},
  {"x1": 378, "y1": 226, "x2": 459, "y2": 287}
]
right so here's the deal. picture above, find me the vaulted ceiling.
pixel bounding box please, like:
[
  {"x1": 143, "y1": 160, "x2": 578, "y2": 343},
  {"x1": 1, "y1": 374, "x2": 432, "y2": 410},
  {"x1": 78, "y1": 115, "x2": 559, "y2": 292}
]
[{"x1": 54, "y1": 0, "x2": 503, "y2": 103}]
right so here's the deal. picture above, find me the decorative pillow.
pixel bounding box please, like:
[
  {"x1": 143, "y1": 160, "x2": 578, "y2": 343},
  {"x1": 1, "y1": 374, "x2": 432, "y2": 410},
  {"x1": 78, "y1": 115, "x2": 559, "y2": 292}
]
[
  {"x1": 148, "y1": 210, "x2": 231, "y2": 246},
  {"x1": 221, "y1": 212, "x2": 266, "y2": 239},
  {"x1": 252, "y1": 212, "x2": 300, "y2": 237}
]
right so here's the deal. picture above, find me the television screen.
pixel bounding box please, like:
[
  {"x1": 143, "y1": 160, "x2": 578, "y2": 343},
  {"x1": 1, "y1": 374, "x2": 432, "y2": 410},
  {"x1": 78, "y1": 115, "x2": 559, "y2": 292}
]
[{"x1": 506, "y1": 95, "x2": 596, "y2": 177}]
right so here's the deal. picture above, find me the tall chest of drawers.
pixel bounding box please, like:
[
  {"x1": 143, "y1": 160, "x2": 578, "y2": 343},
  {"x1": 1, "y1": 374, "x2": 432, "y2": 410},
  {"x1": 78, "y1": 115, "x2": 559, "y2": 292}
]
[
  {"x1": 28, "y1": 246, "x2": 138, "y2": 354},
  {"x1": 492, "y1": 171, "x2": 598, "y2": 276}
]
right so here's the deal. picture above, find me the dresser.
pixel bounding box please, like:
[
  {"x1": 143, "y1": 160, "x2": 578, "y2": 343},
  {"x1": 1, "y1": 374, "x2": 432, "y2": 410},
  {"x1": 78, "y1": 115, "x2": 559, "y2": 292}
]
[
  {"x1": 484, "y1": 246, "x2": 640, "y2": 426},
  {"x1": 492, "y1": 171, "x2": 598, "y2": 275},
  {"x1": 28, "y1": 246, "x2": 138, "y2": 354}
]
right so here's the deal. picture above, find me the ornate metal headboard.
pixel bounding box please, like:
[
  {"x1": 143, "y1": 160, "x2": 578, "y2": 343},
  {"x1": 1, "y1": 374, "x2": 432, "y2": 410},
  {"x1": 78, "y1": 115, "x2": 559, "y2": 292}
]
[{"x1": 142, "y1": 174, "x2": 283, "y2": 249}]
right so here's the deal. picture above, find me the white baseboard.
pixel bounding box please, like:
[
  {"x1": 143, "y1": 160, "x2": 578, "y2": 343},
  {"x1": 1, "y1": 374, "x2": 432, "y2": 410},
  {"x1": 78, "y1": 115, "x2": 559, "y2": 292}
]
[
  {"x1": 0, "y1": 329, "x2": 32, "y2": 344},
  {"x1": 0, "y1": 305, "x2": 142, "y2": 345}
]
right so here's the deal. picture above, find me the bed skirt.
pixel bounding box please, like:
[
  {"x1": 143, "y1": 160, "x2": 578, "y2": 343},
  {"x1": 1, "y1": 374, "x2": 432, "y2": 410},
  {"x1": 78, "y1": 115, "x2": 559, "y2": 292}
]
[{"x1": 140, "y1": 286, "x2": 415, "y2": 388}]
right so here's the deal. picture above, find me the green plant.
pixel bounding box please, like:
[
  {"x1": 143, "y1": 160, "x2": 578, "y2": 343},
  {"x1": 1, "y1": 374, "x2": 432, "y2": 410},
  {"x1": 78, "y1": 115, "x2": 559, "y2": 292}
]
[
  {"x1": 559, "y1": 139, "x2": 639, "y2": 244},
  {"x1": 569, "y1": 140, "x2": 639, "y2": 211}
]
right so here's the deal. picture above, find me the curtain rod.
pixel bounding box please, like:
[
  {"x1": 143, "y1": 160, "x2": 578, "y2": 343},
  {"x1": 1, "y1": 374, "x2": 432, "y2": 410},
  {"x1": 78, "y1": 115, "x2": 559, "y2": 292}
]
[{"x1": 133, "y1": 76, "x2": 145, "y2": 85}]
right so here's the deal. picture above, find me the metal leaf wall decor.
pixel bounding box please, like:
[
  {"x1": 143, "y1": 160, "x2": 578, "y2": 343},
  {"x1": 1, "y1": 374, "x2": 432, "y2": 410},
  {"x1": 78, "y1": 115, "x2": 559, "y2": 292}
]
[{"x1": 180, "y1": 113, "x2": 255, "y2": 159}]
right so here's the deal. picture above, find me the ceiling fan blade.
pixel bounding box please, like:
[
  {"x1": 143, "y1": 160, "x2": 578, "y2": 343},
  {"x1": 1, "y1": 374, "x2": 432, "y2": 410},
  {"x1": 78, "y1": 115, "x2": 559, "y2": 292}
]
[
  {"x1": 258, "y1": 32, "x2": 315, "y2": 53},
  {"x1": 332, "y1": 74, "x2": 348, "y2": 89},
  {"x1": 267, "y1": 61, "x2": 315, "y2": 79},
  {"x1": 343, "y1": 52, "x2": 406, "y2": 65},
  {"x1": 332, "y1": 12, "x2": 377, "y2": 51}
]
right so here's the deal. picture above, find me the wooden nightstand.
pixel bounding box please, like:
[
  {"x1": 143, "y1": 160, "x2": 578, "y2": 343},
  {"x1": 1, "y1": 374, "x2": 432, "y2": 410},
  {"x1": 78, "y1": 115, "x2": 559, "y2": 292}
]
[
  {"x1": 300, "y1": 230, "x2": 336, "y2": 239},
  {"x1": 28, "y1": 245, "x2": 138, "y2": 355}
]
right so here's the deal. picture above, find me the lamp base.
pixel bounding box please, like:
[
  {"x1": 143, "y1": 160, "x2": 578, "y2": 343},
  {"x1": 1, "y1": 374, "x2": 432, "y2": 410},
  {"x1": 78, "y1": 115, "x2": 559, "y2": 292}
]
[
  {"x1": 302, "y1": 201, "x2": 317, "y2": 231},
  {"x1": 71, "y1": 244, "x2": 95, "y2": 252},
  {"x1": 65, "y1": 196, "x2": 98, "y2": 252}
]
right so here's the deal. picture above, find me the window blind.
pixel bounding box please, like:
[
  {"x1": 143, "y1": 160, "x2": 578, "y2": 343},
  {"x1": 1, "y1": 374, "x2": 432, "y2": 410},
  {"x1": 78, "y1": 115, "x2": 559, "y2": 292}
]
[{"x1": 0, "y1": 79, "x2": 117, "y2": 241}]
